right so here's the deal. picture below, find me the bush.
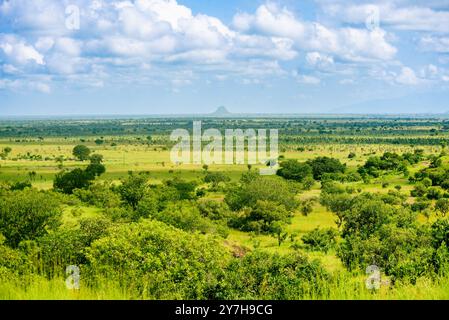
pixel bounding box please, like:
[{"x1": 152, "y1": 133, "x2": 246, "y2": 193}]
[
  {"x1": 198, "y1": 200, "x2": 232, "y2": 222},
  {"x1": 225, "y1": 176, "x2": 299, "y2": 212},
  {"x1": 74, "y1": 183, "x2": 121, "y2": 208},
  {"x1": 204, "y1": 172, "x2": 230, "y2": 189},
  {"x1": 229, "y1": 200, "x2": 291, "y2": 234},
  {"x1": 154, "y1": 201, "x2": 229, "y2": 237},
  {"x1": 0, "y1": 235, "x2": 32, "y2": 275},
  {"x1": 276, "y1": 160, "x2": 313, "y2": 182},
  {"x1": 302, "y1": 228, "x2": 337, "y2": 253},
  {"x1": 0, "y1": 190, "x2": 62, "y2": 248},
  {"x1": 222, "y1": 251, "x2": 328, "y2": 299},
  {"x1": 427, "y1": 187, "x2": 443, "y2": 200},
  {"x1": 38, "y1": 217, "x2": 112, "y2": 273},
  {"x1": 306, "y1": 157, "x2": 346, "y2": 180},
  {"x1": 86, "y1": 220, "x2": 229, "y2": 299}
]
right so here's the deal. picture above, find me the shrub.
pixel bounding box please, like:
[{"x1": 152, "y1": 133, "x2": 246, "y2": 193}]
[
  {"x1": 306, "y1": 157, "x2": 346, "y2": 180},
  {"x1": 229, "y1": 200, "x2": 291, "y2": 234},
  {"x1": 222, "y1": 251, "x2": 328, "y2": 299},
  {"x1": 276, "y1": 160, "x2": 313, "y2": 182},
  {"x1": 302, "y1": 228, "x2": 337, "y2": 253},
  {"x1": 225, "y1": 176, "x2": 299, "y2": 212},
  {"x1": 86, "y1": 220, "x2": 229, "y2": 299},
  {"x1": 74, "y1": 183, "x2": 121, "y2": 208},
  {"x1": 0, "y1": 190, "x2": 62, "y2": 248}
]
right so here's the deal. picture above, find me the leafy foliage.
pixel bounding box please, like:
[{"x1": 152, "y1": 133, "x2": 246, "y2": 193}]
[{"x1": 0, "y1": 190, "x2": 62, "y2": 248}]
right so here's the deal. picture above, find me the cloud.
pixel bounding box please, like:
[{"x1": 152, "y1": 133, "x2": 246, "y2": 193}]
[
  {"x1": 396, "y1": 67, "x2": 420, "y2": 85},
  {"x1": 233, "y1": 3, "x2": 305, "y2": 39},
  {"x1": 0, "y1": 0, "x2": 302, "y2": 92},
  {"x1": 0, "y1": 35, "x2": 45, "y2": 65},
  {"x1": 292, "y1": 70, "x2": 321, "y2": 85},
  {"x1": 0, "y1": 77, "x2": 51, "y2": 93},
  {"x1": 232, "y1": 3, "x2": 397, "y2": 62},
  {"x1": 322, "y1": 2, "x2": 449, "y2": 33},
  {"x1": 0, "y1": 0, "x2": 446, "y2": 94},
  {"x1": 419, "y1": 36, "x2": 449, "y2": 53},
  {"x1": 306, "y1": 52, "x2": 334, "y2": 68}
]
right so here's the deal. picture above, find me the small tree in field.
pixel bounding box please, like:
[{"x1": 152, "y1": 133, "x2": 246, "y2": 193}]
[
  {"x1": 90, "y1": 154, "x2": 104, "y2": 164},
  {"x1": 73, "y1": 145, "x2": 91, "y2": 161},
  {"x1": 301, "y1": 198, "x2": 316, "y2": 216}
]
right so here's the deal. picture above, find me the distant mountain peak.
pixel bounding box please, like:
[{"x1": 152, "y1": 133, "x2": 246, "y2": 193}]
[{"x1": 211, "y1": 106, "x2": 232, "y2": 116}]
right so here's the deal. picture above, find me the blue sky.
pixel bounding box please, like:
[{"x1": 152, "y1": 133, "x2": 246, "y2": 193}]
[{"x1": 1, "y1": 0, "x2": 449, "y2": 115}]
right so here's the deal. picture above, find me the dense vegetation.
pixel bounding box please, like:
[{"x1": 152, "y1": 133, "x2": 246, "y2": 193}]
[{"x1": 1, "y1": 116, "x2": 449, "y2": 300}]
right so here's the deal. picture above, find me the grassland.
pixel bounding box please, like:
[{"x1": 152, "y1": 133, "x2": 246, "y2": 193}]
[{"x1": 1, "y1": 116, "x2": 449, "y2": 299}]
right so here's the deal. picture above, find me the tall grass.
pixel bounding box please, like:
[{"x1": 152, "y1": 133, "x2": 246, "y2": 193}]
[{"x1": 2, "y1": 273, "x2": 449, "y2": 300}]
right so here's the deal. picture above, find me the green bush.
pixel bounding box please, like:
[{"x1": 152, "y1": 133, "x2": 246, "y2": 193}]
[
  {"x1": 225, "y1": 176, "x2": 299, "y2": 212},
  {"x1": 221, "y1": 251, "x2": 328, "y2": 299},
  {"x1": 74, "y1": 183, "x2": 121, "y2": 208},
  {"x1": 276, "y1": 160, "x2": 313, "y2": 182},
  {"x1": 0, "y1": 190, "x2": 62, "y2": 248},
  {"x1": 302, "y1": 228, "x2": 337, "y2": 253},
  {"x1": 86, "y1": 220, "x2": 229, "y2": 299}
]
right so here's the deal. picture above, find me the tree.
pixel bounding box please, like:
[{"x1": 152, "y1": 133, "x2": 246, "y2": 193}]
[
  {"x1": 204, "y1": 172, "x2": 230, "y2": 189},
  {"x1": 302, "y1": 176, "x2": 315, "y2": 190},
  {"x1": 73, "y1": 145, "x2": 91, "y2": 161},
  {"x1": 54, "y1": 152, "x2": 106, "y2": 194},
  {"x1": 74, "y1": 182, "x2": 121, "y2": 208},
  {"x1": 271, "y1": 221, "x2": 288, "y2": 246},
  {"x1": 276, "y1": 159, "x2": 313, "y2": 182},
  {"x1": 306, "y1": 157, "x2": 346, "y2": 180},
  {"x1": 90, "y1": 154, "x2": 104, "y2": 164},
  {"x1": 342, "y1": 196, "x2": 395, "y2": 239},
  {"x1": 165, "y1": 178, "x2": 198, "y2": 200},
  {"x1": 0, "y1": 190, "x2": 62, "y2": 247},
  {"x1": 300, "y1": 198, "x2": 316, "y2": 216},
  {"x1": 229, "y1": 200, "x2": 291, "y2": 235},
  {"x1": 225, "y1": 176, "x2": 299, "y2": 212},
  {"x1": 0, "y1": 147, "x2": 12, "y2": 159},
  {"x1": 54, "y1": 168, "x2": 95, "y2": 194},
  {"x1": 117, "y1": 173, "x2": 150, "y2": 209},
  {"x1": 320, "y1": 191, "x2": 353, "y2": 229},
  {"x1": 302, "y1": 228, "x2": 337, "y2": 253},
  {"x1": 86, "y1": 163, "x2": 106, "y2": 177},
  {"x1": 431, "y1": 219, "x2": 449, "y2": 249},
  {"x1": 436, "y1": 198, "x2": 449, "y2": 217}
]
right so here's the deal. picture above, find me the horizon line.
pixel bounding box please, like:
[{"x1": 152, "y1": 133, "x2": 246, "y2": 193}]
[{"x1": 1, "y1": 111, "x2": 449, "y2": 119}]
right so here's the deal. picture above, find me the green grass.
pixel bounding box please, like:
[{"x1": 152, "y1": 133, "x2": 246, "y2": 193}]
[
  {"x1": 2, "y1": 273, "x2": 449, "y2": 300},
  {"x1": 1, "y1": 137, "x2": 448, "y2": 300}
]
